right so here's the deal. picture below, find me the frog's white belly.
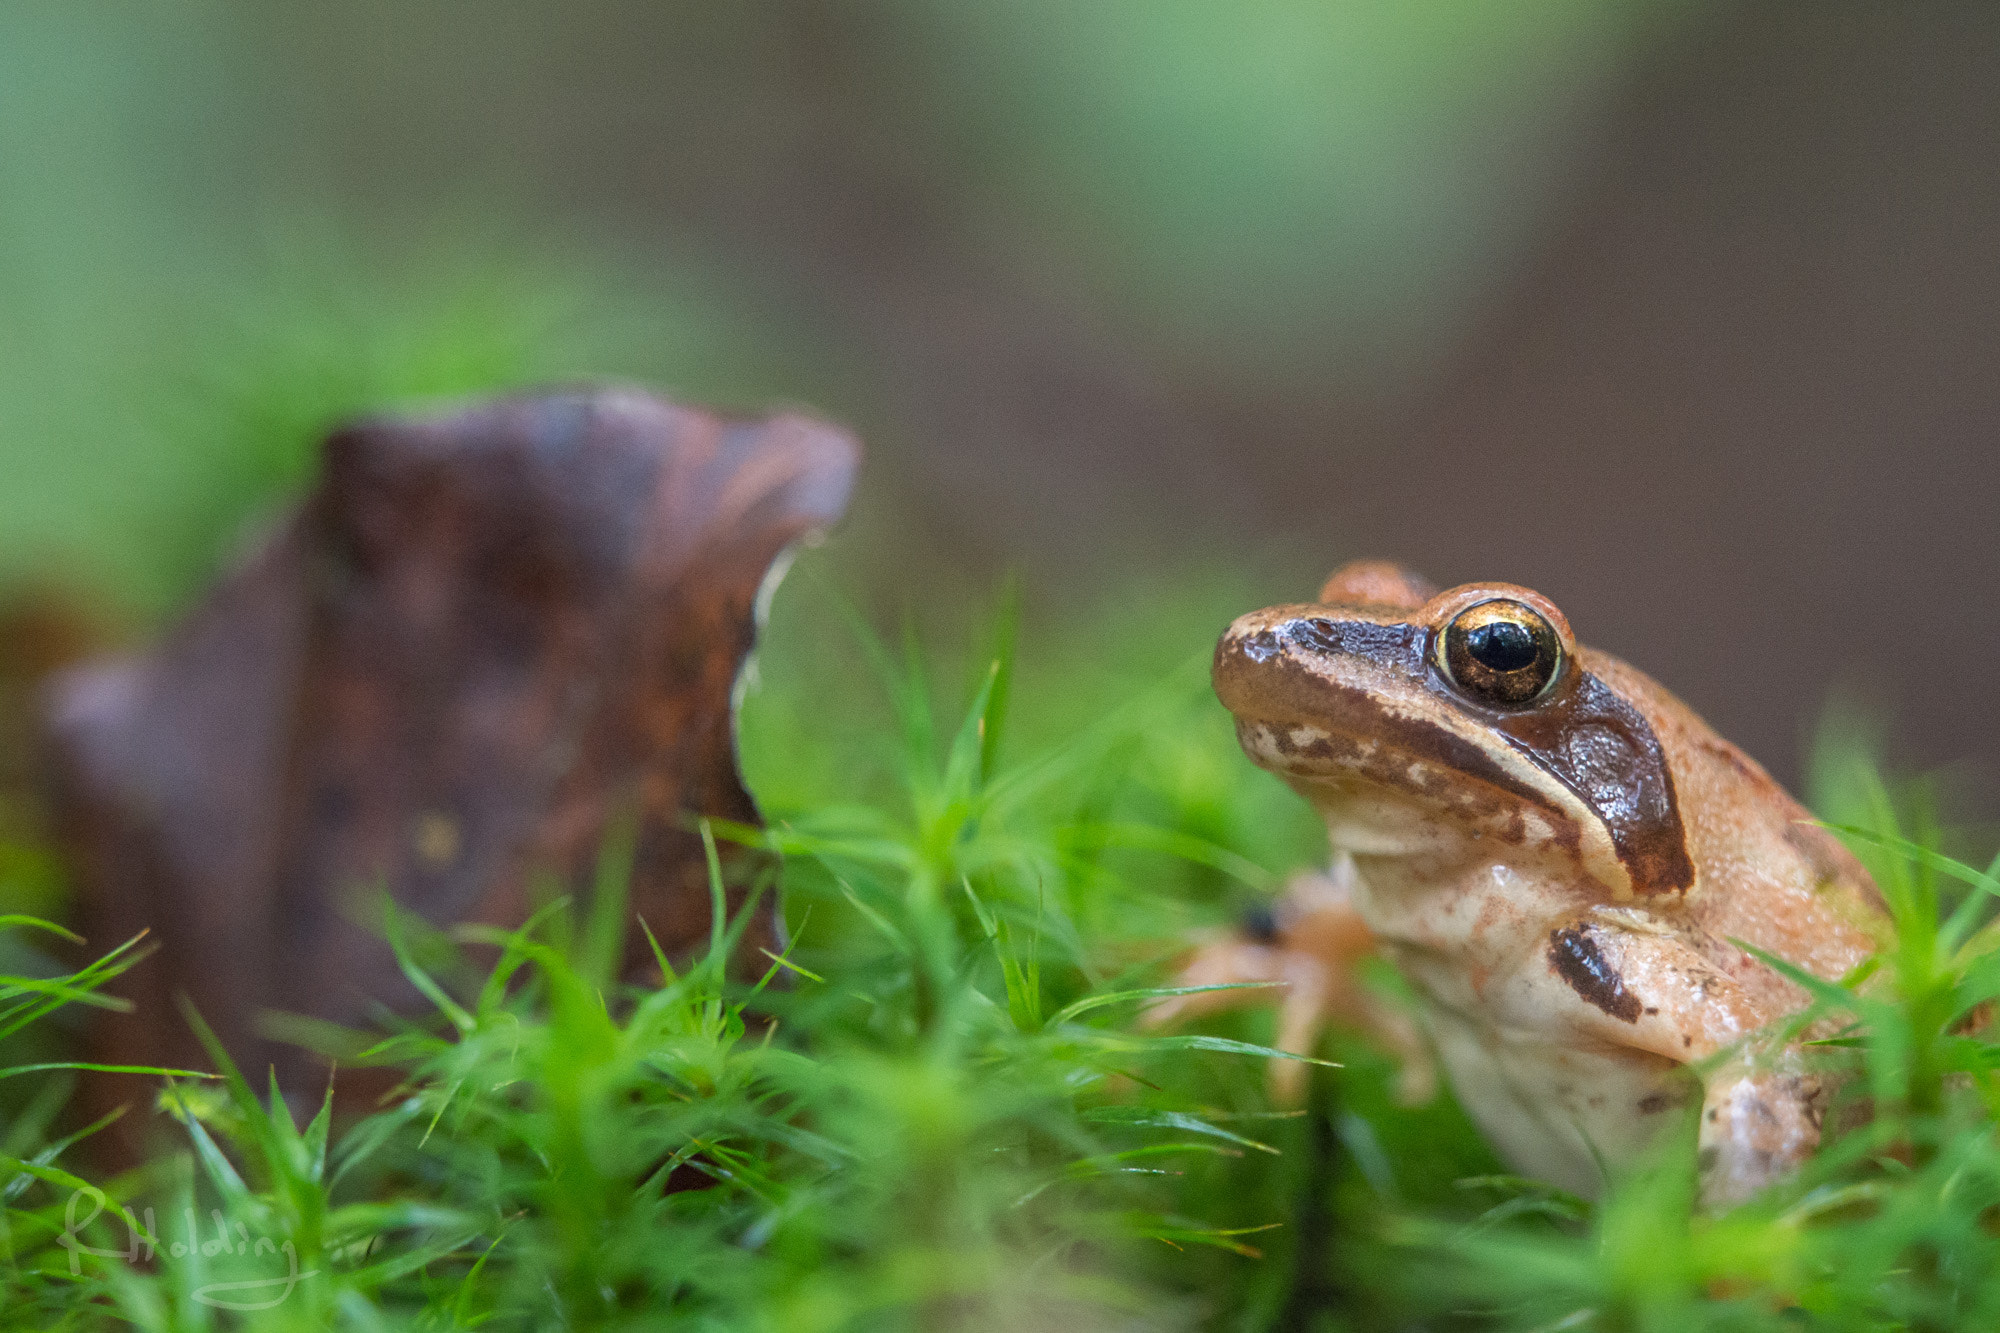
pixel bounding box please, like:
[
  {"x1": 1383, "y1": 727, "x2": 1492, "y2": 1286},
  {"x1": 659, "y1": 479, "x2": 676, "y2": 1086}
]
[{"x1": 1424, "y1": 999, "x2": 1683, "y2": 1198}]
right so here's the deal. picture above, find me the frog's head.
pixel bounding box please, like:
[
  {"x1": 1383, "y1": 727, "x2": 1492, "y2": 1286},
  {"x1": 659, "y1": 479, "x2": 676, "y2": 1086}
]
[{"x1": 1214, "y1": 561, "x2": 1695, "y2": 900}]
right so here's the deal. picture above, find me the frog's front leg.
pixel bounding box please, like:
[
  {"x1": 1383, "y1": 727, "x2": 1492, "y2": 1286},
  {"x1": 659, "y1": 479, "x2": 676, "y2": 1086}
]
[
  {"x1": 1498, "y1": 911, "x2": 1823, "y2": 1206},
  {"x1": 1147, "y1": 864, "x2": 1435, "y2": 1104}
]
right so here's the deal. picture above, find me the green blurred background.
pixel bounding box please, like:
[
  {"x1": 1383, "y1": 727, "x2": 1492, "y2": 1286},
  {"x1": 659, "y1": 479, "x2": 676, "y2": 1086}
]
[{"x1": 2, "y1": 0, "x2": 1995, "y2": 807}]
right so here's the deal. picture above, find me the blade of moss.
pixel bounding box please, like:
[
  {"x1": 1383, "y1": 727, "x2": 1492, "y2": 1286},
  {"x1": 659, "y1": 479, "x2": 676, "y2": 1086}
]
[{"x1": 1050, "y1": 983, "x2": 1282, "y2": 1029}]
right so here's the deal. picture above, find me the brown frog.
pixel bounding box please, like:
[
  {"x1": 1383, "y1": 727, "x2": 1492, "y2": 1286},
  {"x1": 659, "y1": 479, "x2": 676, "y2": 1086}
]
[{"x1": 1197, "y1": 560, "x2": 1885, "y2": 1204}]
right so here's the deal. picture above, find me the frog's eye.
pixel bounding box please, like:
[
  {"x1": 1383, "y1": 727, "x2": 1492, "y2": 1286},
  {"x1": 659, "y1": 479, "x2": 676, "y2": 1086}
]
[{"x1": 1439, "y1": 599, "x2": 1564, "y2": 707}]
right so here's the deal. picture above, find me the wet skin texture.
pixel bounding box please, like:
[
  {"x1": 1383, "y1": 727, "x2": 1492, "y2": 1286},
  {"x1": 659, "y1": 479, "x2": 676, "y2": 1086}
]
[{"x1": 1207, "y1": 561, "x2": 1886, "y2": 1205}]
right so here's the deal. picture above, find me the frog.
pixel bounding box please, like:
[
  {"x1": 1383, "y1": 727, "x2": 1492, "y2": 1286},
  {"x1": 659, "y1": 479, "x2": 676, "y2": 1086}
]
[{"x1": 1195, "y1": 560, "x2": 1886, "y2": 1205}]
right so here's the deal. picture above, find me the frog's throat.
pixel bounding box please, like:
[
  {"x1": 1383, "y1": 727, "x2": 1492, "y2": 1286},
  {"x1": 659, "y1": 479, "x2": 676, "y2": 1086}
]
[{"x1": 1215, "y1": 613, "x2": 1695, "y2": 899}]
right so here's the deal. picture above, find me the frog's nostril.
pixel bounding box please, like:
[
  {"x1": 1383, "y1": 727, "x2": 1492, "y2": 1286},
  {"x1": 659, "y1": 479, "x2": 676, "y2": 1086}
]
[
  {"x1": 1238, "y1": 629, "x2": 1283, "y2": 663},
  {"x1": 1275, "y1": 618, "x2": 1324, "y2": 652}
]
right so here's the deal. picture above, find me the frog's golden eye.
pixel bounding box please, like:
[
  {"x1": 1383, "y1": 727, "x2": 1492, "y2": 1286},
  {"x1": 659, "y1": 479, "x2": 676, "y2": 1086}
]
[{"x1": 1439, "y1": 599, "x2": 1564, "y2": 707}]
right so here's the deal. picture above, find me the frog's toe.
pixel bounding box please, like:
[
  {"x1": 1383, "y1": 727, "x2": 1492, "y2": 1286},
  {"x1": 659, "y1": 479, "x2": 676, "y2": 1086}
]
[{"x1": 1697, "y1": 1067, "x2": 1826, "y2": 1208}]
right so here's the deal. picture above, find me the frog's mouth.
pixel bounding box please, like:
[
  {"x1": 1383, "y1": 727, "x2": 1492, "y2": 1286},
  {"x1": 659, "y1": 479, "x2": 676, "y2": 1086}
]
[{"x1": 1227, "y1": 682, "x2": 1558, "y2": 820}]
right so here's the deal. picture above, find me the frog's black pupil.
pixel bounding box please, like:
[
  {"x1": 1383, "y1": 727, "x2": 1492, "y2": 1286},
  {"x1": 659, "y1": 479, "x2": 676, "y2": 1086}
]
[{"x1": 1467, "y1": 620, "x2": 1539, "y2": 673}]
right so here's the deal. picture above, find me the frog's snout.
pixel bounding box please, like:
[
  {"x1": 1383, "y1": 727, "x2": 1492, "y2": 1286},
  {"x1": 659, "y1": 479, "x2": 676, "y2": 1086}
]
[
  {"x1": 1213, "y1": 603, "x2": 1447, "y2": 784},
  {"x1": 1211, "y1": 606, "x2": 1311, "y2": 718}
]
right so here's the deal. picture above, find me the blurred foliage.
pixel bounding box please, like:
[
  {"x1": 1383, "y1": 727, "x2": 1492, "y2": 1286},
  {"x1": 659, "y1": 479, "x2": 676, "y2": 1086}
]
[
  {"x1": 2, "y1": 586, "x2": 1999, "y2": 1329},
  {"x1": 0, "y1": 222, "x2": 844, "y2": 618},
  {"x1": 922, "y1": 0, "x2": 1702, "y2": 374},
  {"x1": 8, "y1": 5, "x2": 2000, "y2": 1329},
  {"x1": 0, "y1": 5, "x2": 855, "y2": 618},
  {"x1": 0, "y1": 0, "x2": 1723, "y2": 621}
]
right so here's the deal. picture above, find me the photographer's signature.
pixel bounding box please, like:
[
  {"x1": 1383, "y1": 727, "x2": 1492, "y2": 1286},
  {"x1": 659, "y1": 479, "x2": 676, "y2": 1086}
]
[{"x1": 58, "y1": 1187, "x2": 319, "y2": 1311}]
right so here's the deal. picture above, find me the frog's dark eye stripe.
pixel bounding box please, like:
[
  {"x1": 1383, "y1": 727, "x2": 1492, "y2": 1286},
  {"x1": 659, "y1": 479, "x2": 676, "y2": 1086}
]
[{"x1": 1439, "y1": 600, "x2": 1564, "y2": 707}]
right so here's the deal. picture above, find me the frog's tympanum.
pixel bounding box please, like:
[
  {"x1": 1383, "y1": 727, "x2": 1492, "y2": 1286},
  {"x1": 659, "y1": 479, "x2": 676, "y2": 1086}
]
[{"x1": 1203, "y1": 560, "x2": 1885, "y2": 1204}]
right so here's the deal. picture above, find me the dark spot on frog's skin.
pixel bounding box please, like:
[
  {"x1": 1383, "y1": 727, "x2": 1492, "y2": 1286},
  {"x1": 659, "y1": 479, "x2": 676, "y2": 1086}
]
[
  {"x1": 1784, "y1": 821, "x2": 1881, "y2": 909},
  {"x1": 1699, "y1": 736, "x2": 1773, "y2": 789},
  {"x1": 1685, "y1": 1035, "x2": 1694, "y2": 1048},
  {"x1": 1645, "y1": 1006, "x2": 1659, "y2": 1015},
  {"x1": 1785, "y1": 823, "x2": 1840, "y2": 880},
  {"x1": 1637, "y1": 1091, "x2": 1675, "y2": 1114},
  {"x1": 1239, "y1": 901, "x2": 1281, "y2": 945},
  {"x1": 1548, "y1": 925, "x2": 1642, "y2": 1022}
]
